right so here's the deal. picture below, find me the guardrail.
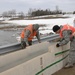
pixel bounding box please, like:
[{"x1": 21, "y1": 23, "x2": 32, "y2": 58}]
[{"x1": 0, "y1": 34, "x2": 59, "y2": 55}]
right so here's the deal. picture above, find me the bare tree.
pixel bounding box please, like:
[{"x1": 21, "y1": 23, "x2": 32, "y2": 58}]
[
  {"x1": 27, "y1": 8, "x2": 33, "y2": 16},
  {"x1": 2, "y1": 9, "x2": 16, "y2": 17},
  {"x1": 18, "y1": 12, "x2": 25, "y2": 18},
  {"x1": 8, "y1": 9, "x2": 16, "y2": 17},
  {"x1": 2, "y1": 11, "x2": 8, "y2": 17}
]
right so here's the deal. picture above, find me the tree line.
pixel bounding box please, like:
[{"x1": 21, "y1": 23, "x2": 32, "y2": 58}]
[
  {"x1": 1, "y1": 9, "x2": 75, "y2": 18},
  {"x1": 27, "y1": 9, "x2": 62, "y2": 17}
]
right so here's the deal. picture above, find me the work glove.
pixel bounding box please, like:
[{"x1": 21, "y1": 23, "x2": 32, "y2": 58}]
[
  {"x1": 56, "y1": 43, "x2": 60, "y2": 47},
  {"x1": 21, "y1": 41, "x2": 26, "y2": 49}
]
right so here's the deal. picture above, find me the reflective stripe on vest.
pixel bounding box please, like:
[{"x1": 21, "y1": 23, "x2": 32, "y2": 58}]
[{"x1": 60, "y1": 24, "x2": 75, "y2": 38}]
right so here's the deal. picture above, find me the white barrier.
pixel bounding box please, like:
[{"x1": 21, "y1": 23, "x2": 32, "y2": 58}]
[
  {"x1": 0, "y1": 42, "x2": 70, "y2": 75},
  {"x1": 0, "y1": 42, "x2": 50, "y2": 73}
]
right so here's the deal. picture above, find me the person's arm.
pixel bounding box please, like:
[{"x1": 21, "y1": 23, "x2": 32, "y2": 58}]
[
  {"x1": 59, "y1": 30, "x2": 71, "y2": 46},
  {"x1": 36, "y1": 30, "x2": 41, "y2": 43}
]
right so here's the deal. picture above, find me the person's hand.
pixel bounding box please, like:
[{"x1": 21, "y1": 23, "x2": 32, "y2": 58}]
[
  {"x1": 70, "y1": 32, "x2": 75, "y2": 39},
  {"x1": 21, "y1": 41, "x2": 26, "y2": 49},
  {"x1": 72, "y1": 32, "x2": 75, "y2": 36},
  {"x1": 56, "y1": 43, "x2": 60, "y2": 47}
]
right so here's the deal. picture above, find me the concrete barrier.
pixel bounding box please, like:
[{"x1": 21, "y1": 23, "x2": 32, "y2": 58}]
[
  {"x1": 0, "y1": 42, "x2": 70, "y2": 75},
  {"x1": 0, "y1": 42, "x2": 50, "y2": 73}
]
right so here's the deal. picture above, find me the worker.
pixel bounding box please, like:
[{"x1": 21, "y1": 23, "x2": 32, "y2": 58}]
[
  {"x1": 20, "y1": 24, "x2": 41, "y2": 49},
  {"x1": 52, "y1": 24, "x2": 75, "y2": 68}
]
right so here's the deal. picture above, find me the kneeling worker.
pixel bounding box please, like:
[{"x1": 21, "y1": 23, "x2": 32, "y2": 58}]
[{"x1": 20, "y1": 24, "x2": 41, "y2": 49}]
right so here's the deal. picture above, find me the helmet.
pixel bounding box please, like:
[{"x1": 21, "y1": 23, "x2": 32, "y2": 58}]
[{"x1": 33, "y1": 24, "x2": 39, "y2": 30}]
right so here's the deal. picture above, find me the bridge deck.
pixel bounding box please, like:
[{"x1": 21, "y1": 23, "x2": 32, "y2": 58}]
[{"x1": 52, "y1": 65, "x2": 75, "y2": 75}]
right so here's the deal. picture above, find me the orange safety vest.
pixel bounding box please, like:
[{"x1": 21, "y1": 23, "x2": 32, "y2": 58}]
[
  {"x1": 60, "y1": 24, "x2": 75, "y2": 38},
  {"x1": 21, "y1": 24, "x2": 37, "y2": 41}
]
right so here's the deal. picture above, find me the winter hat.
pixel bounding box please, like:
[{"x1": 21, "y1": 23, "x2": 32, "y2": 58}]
[
  {"x1": 33, "y1": 24, "x2": 39, "y2": 30},
  {"x1": 52, "y1": 25, "x2": 60, "y2": 32}
]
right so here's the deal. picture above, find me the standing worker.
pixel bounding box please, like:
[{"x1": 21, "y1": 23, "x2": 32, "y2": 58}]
[
  {"x1": 52, "y1": 24, "x2": 75, "y2": 68},
  {"x1": 20, "y1": 24, "x2": 41, "y2": 49}
]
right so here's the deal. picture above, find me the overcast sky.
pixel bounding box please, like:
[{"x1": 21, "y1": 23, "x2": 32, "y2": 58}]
[{"x1": 0, "y1": 0, "x2": 75, "y2": 14}]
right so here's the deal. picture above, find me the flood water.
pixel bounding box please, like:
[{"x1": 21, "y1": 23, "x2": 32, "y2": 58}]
[
  {"x1": 0, "y1": 30, "x2": 19, "y2": 46},
  {"x1": 0, "y1": 24, "x2": 21, "y2": 46},
  {"x1": 0, "y1": 23, "x2": 52, "y2": 46}
]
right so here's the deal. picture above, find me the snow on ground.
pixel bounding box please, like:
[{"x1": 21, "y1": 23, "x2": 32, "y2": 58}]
[
  {"x1": 39, "y1": 30, "x2": 53, "y2": 34},
  {"x1": 4, "y1": 14, "x2": 75, "y2": 33},
  {"x1": 4, "y1": 18, "x2": 73, "y2": 26},
  {"x1": 4, "y1": 14, "x2": 75, "y2": 26},
  {"x1": 3, "y1": 14, "x2": 75, "y2": 42},
  {"x1": 0, "y1": 17, "x2": 11, "y2": 21}
]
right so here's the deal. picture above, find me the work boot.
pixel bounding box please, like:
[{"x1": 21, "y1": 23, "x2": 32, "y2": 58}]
[
  {"x1": 64, "y1": 64, "x2": 73, "y2": 69},
  {"x1": 21, "y1": 41, "x2": 26, "y2": 49}
]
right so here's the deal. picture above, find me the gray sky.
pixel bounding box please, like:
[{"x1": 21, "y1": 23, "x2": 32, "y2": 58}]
[{"x1": 0, "y1": 0, "x2": 75, "y2": 14}]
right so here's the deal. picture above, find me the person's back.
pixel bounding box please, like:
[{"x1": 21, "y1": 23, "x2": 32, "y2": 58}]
[{"x1": 21, "y1": 24, "x2": 41, "y2": 49}]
